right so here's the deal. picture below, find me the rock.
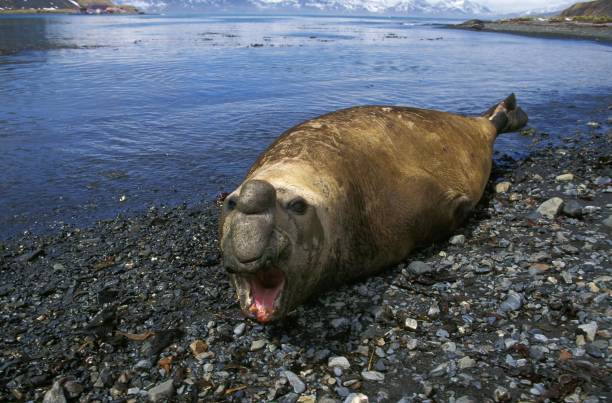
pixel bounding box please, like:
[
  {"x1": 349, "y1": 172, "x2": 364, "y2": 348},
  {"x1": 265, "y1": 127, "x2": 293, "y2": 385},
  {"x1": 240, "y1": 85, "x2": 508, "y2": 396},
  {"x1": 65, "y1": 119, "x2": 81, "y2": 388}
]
[
  {"x1": 427, "y1": 304, "x2": 440, "y2": 317},
  {"x1": 279, "y1": 392, "x2": 299, "y2": 403},
  {"x1": 233, "y1": 323, "x2": 246, "y2": 336},
  {"x1": 457, "y1": 356, "x2": 475, "y2": 369},
  {"x1": 52, "y1": 263, "x2": 65, "y2": 272},
  {"x1": 449, "y1": 235, "x2": 465, "y2": 245},
  {"x1": 436, "y1": 329, "x2": 449, "y2": 338},
  {"x1": 537, "y1": 197, "x2": 564, "y2": 219},
  {"x1": 361, "y1": 370, "x2": 385, "y2": 382},
  {"x1": 578, "y1": 322, "x2": 598, "y2": 342},
  {"x1": 284, "y1": 370, "x2": 306, "y2": 394},
  {"x1": 189, "y1": 339, "x2": 208, "y2": 356},
  {"x1": 43, "y1": 381, "x2": 67, "y2": 403},
  {"x1": 344, "y1": 393, "x2": 368, "y2": 403},
  {"x1": 495, "y1": 181, "x2": 512, "y2": 193},
  {"x1": 407, "y1": 261, "x2": 433, "y2": 275},
  {"x1": 250, "y1": 339, "x2": 267, "y2": 351},
  {"x1": 328, "y1": 356, "x2": 350, "y2": 370},
  {"x1": 127, "y1": 387, "x2": 142, "y2": 395},
  {"x1": 404, "y1": 318, "x2": 418, "y2": 330},
  {"x1": 586, "y1": 344, "x2": 604, "y2": 358},
  {"x1": 63, "y1": 381, "x2": 84, "y2": 398},
  {"x1": 562, "y1": 200, "x2": 583, "y2": 218},
  {"x1": 442, "y1": 341, "x2": 456, "y2": 352},
  {"x1": 555, "y1": 173, "x2": 574, "y2": 181},
  {"x1": 148, "y1": 379, "x2": 174, "y2": 402},
  {"x1": 134, "y1": 359, "x2": 153, "y2": 370},
  {"x1": 94, "y1": 368, "x2": 113, "y2": 388},
  {"x1": 459, "y1": 19, "x2": 485, "y2": 30},
  {"x1": 529, "y1": 346, "x2": 547, "y2": 361},
  {"x1": 405, "y1": 338, "x2": 418, "y2": 350},
  {"x1": 429, "y1": 362, "x2": 447, "y2": 377},
  {"x1": 493, "y1": 386, "x2": 509, "y2": 402},
  {"x1": 331, "y1": 317, "x2": 349, "y2": 328},
  {"x1": 603, "y1": 215, "x2": 612, "y2": 229},
  {"x1": 500, "y1": 291, "x2": 522, "y2": 312}
]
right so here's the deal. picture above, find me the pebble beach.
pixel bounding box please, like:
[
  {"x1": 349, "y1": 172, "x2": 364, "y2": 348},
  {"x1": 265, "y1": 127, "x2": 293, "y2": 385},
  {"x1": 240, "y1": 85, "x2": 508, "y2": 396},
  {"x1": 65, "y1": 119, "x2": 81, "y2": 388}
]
[{"x1": 1, "y1": 115, "x2": 611, "y2": 402}]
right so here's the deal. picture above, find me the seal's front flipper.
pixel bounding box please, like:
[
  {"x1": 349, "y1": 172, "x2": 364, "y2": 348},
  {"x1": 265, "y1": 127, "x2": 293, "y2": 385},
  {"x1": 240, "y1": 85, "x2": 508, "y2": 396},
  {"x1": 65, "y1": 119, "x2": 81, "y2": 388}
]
[{"x1": 483, "y1": 93, "x2": 528, "y2": 135}]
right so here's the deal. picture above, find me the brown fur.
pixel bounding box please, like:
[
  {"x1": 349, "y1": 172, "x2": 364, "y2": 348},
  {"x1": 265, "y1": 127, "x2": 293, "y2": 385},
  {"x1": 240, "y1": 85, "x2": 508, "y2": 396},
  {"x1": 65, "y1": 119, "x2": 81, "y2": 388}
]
[
  {"x1": 221, "y1": 101, "x2": 524, "y2": 320},
  {"x1": 246, "y1": 106, "x2": 495, "y2": 282}
]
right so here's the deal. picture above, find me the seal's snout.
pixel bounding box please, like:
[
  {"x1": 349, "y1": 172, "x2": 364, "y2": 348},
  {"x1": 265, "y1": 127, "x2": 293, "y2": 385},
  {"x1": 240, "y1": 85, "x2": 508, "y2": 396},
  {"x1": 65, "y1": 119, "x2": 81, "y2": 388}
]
[
  {"x1": 227, "y1": 180, "x2": 277, "y2": 266},
  {"x1": 237, "y1": 179, "x2": 276, "y2": 214}
]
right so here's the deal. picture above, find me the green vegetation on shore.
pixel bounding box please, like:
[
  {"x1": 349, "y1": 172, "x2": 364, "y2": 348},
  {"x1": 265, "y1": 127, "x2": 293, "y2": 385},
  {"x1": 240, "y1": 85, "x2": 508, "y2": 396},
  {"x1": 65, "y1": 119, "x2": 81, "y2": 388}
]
[
  {"x1": 0, "y1": 0, "x2": 140, "y2": 14},
  {"x1": 451, "y1": 0, "x2": 612, "y2": 42}
]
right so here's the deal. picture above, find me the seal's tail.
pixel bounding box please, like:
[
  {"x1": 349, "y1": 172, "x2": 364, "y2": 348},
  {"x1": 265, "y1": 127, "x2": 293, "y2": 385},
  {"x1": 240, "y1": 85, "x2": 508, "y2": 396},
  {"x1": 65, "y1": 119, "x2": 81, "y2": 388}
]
[{"x1": 483, "y1": 93, "x2": 528, "y2": 135}]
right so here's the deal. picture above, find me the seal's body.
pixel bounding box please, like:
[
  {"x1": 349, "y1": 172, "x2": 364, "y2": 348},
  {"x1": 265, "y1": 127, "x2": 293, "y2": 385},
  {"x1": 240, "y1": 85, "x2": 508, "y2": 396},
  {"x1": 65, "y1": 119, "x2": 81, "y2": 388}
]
[{"x1": 220, "y1": 94, "x2": 527, "y2": 322}]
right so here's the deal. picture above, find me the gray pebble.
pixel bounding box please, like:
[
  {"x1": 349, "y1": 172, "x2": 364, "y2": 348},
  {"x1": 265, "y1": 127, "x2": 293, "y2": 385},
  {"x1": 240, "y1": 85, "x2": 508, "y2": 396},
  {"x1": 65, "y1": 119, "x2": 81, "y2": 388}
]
[
  {"x1": 233, "y1": 322, "x2": 246, "y2": 336},
  {"x1": 283, "y1": 370, "x2": 306, "y2": 394},
  {"x1": 147, "y1": 379, "x2": 174, "y2": 402},
  {"x1": 407, "y1": 261, "x2": 434, "y2": 275},
  {"x1": 43, "y1": 381, "x2": 67, "y2": 403},
  {"x1": 344, "y1": 393, "x2": 368, "y2": 403},
  {"x1": 500, "y1": 291, "x2": 522, "y2": 312},
  {"x1": 328, "y1": 356, "x2": 350, "y2": 370},
  {"x1": 361, "y1": 370, "x2": 385, "y2": 382}
]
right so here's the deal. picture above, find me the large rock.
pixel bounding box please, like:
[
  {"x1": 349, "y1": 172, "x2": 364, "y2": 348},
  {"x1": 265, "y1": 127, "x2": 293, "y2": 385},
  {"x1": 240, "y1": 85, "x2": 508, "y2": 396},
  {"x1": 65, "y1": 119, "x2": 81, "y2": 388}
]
[
  {"x1": 283, "y1": 370, "x2": 306, "y2": 394},
  {"x1": 407, "y1": 261, "x2": 434, "y2": 275},
  {"x1": 147, "y1": 379, "x2": 174, "y2": 402},
  {"x1": 536, "y1": 197, "x2": 564, "y2": 219},
  {"x1": 344, "y1": 393, "x2": 368, "y2": 403},
  {"x1": 328, "y1": 356, "x2": 350, "y2": 370},
  {"x1": 495, "y1": 181, "x2": 511, "y2": 193},
  {"x1": 43, "y1": 381, "x2": 67, "y2": 403},
  {"x1": 361, "y1": 370, "x2": 385, "y2": 382}
]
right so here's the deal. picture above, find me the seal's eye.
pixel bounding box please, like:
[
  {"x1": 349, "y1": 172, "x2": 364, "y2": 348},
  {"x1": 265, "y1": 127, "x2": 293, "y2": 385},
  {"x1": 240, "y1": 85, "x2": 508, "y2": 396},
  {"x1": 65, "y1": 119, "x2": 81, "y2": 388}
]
[
  {"x1": 287, "y1": 198, "x2": 308, "y2": 215},
  {"x1": 226, "y1": 197, "x2": 237, "y2": 211}
]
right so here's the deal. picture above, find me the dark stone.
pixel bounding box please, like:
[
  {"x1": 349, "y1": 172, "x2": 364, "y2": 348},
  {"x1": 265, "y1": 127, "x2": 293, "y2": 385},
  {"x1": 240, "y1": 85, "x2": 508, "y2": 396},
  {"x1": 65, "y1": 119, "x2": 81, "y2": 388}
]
[
  {"x1": 97, "y1": 288, "x2": 120, "y2": 305},
  {"x1": 586, "y1": 344, "x2": 604, "y2": 358},
  {"x1": 562, "y1": 200, "x2": 583, "y2": 218},
  {"x1": 142, "y1": 329, "x2": 184, "y2": 358}
]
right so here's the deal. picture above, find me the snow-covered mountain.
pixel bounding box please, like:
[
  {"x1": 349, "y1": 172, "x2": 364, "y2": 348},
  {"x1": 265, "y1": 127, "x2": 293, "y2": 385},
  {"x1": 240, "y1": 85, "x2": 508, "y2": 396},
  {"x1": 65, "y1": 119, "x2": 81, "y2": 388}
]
[{"x1": 120, "y1": 0, "x2": 492, "y2": 16}]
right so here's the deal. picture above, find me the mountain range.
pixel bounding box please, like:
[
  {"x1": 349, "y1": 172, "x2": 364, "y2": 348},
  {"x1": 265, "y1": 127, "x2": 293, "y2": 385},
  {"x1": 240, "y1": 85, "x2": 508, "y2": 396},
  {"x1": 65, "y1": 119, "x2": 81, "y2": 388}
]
[{"x1": 117, "y1": 0, "x2": 493, "y2": 16}]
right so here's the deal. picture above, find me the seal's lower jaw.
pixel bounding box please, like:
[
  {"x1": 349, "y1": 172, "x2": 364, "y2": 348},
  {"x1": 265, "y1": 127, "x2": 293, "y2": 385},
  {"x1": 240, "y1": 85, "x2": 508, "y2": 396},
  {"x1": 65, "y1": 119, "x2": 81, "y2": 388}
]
[{"x1": 236, "y1": 267, "x2": 286, "y2": 323}]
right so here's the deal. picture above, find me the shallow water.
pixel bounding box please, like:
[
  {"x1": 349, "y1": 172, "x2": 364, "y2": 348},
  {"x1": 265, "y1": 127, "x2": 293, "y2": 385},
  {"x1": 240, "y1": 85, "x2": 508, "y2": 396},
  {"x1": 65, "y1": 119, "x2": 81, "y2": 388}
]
[{"x1": 0, "y1": 14, "x2": 611, "y2": 238}]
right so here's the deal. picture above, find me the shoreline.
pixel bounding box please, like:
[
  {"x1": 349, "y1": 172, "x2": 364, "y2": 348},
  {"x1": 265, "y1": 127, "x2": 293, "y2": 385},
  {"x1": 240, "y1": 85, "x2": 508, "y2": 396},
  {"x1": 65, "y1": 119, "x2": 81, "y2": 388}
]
[
  {"x1": 0, "y1": 115, "x2": 610, "y2": 401},
  {"x1": 447, "y1": 19, "x2": 612, "y2": 43}
]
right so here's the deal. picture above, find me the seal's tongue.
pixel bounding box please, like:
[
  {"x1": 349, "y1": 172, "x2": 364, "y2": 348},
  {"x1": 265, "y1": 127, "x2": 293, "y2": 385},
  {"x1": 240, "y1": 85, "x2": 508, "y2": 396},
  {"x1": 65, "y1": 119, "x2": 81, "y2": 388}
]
[{"x1": 249, "y1": 268, "x2": 285, "y2": 322}]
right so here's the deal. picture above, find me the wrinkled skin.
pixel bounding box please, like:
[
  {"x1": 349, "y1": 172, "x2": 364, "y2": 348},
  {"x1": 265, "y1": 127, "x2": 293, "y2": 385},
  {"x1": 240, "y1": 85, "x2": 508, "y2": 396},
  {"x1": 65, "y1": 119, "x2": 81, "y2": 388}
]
[{"x1": 220, "y1": 94, "x2": 527, "y2": 322}]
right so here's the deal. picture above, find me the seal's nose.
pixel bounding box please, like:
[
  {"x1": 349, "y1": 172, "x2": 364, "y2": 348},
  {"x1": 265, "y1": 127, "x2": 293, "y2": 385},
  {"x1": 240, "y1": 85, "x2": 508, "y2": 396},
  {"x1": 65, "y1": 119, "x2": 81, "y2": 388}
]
[{"x1": 237, "y1": 180, "x2": 276, "y2": 214}]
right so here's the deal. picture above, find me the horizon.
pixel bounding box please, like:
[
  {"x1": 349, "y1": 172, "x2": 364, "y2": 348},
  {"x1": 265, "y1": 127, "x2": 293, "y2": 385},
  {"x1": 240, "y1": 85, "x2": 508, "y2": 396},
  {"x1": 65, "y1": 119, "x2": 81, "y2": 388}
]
[{"x1": 116, "y1": 0, "x2": 578, "y2": 16}]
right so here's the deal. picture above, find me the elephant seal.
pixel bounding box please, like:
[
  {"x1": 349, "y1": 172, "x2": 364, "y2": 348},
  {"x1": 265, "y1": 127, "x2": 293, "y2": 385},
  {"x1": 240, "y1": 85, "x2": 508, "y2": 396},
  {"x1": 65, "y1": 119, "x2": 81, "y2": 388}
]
[{"x1": 220, "y1": 94, "x2": 528, "y2": 322}]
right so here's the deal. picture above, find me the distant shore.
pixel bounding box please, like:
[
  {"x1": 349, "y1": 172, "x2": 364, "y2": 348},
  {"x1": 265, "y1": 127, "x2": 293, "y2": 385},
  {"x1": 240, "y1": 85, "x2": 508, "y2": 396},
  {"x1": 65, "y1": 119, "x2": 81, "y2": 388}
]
[
  {"x1": 448, "y1": 18, "x2": 612, "y2": 43},
  {"x1": 0, "y1": 6, "x2": 141, "y2": 15},
  {"x1": 0, "y1": 8, "x2": 78, "y2": 14}
]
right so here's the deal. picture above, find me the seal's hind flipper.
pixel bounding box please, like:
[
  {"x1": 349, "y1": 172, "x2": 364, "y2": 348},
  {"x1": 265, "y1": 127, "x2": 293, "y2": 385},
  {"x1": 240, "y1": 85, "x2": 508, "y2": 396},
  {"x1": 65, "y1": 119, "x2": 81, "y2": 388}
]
[{"x1": 484, "y1": 93, "x2": 528, "y2": 135}]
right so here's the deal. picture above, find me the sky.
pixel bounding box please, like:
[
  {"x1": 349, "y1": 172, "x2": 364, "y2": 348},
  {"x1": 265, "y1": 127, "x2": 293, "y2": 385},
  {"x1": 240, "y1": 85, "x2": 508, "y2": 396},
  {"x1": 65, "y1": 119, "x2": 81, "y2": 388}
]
[{"x1": 477, "y1": 0, "x2": 574, "y2": 13}]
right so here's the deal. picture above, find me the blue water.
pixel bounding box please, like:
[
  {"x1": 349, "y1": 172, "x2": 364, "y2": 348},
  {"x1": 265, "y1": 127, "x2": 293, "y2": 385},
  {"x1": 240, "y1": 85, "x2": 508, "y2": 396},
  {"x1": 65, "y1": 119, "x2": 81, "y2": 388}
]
[{"x1": 0, "y1": 14, "x2": 611, "y2": 239}]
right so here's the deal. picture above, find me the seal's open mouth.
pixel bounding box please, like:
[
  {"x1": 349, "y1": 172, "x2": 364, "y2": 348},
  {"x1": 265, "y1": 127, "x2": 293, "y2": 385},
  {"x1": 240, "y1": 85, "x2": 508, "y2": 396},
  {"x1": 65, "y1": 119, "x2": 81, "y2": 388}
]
[{"x1": 247, "y1": 267, "x2": 285, "y2": 322}]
